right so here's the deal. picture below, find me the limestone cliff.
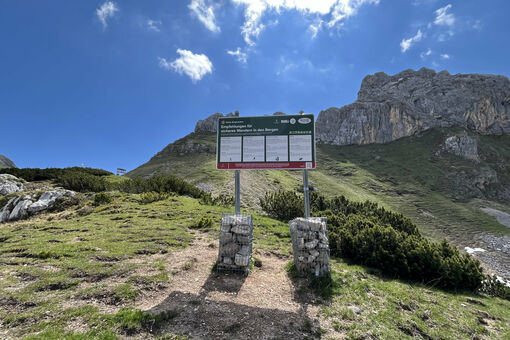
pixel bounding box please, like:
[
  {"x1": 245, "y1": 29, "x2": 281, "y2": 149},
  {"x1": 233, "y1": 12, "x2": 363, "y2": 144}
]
[{"x1": 316, "y1": 68, "x2": 510, "y2": 145}]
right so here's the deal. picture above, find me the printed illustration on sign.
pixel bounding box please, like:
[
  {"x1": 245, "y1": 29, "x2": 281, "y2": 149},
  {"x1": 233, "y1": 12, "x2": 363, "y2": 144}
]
[
  {"x1": 265, "y1": 136, "x2": 288, "y2": 162},
  {"x1": 243, "y1": 136, "x2": 265, "y2": 162},
  {"x1": 290, "y1": 135, "x2": 312, "y2": 161},
  {"x1": 220, "y1": 137, "x2": 242, "y2": 162}
]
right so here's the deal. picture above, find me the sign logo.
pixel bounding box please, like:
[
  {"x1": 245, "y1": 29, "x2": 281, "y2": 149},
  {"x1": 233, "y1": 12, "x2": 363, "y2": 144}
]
[
  {"x1": 290, "y1": 118, "x2": 296, "y2": 124},
  {"x1": 298, "y1": 117, "x2": 311, "y2": 124}
]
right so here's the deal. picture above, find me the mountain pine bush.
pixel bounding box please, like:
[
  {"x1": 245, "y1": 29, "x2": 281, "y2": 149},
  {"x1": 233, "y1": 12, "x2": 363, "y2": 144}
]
[
  {"x1": 118, "y1": 175, "x2": 206, "y2": 199},
  {"x1": 261, "y1": 190, "x2": 485, "y2": 291}
]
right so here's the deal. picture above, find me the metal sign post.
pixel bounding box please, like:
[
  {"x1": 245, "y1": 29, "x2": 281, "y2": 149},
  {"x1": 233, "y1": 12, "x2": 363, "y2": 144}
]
[
  {"x1": 303, "y1": 169, "x2": 310, "y2": 218},
  {"x1": 235, "y1": 170, "x2": 241, "y2": 215}
]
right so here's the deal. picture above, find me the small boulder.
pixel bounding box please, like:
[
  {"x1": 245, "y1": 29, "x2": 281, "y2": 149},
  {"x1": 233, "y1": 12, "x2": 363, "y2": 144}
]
[
  {"x1": 348, "y1": 306, "x2": 362, "y2": 315},
  {"x1": 27, "y1": 190, "x2": 75, "y2": 213},
  {"x1": 9, "y1": 196, "x2": 34, "y2": 221},
  {"x1": 0, "y1": 174, "x2": 25, "y2": 195}
]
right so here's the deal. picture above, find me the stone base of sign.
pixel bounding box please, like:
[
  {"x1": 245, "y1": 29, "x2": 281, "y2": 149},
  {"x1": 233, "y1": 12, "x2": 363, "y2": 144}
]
[
  {"x1": 216, "y1": 214, "x2": 253, "y2": 274},
  {"x1": 289, "y1": 217, "x2": 330, "y2": 277}
]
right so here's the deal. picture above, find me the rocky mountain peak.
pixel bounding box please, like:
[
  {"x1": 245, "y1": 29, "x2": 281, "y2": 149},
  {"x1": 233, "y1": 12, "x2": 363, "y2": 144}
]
[
  {"x1": 0, "y1": 155, "x2": 17, "y2": 168},
  {"x1": 194, "y1": 112, "x2": 236, "y2": 133},
  {"x1": 316, "y1": 68, "x2": 510, "y2": 145},
  {"x1": 194, "y1": 111, "x2": 290, "y2": 133}
]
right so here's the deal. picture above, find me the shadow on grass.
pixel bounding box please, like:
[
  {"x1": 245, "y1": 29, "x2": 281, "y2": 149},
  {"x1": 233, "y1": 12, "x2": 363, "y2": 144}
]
[{"x1": 284, "y1": 260, "x2": 335, "y2": 303}]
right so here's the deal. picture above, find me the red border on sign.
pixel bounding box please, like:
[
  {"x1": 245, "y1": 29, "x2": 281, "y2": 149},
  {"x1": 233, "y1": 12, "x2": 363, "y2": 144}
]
[{"x1": 217, "y1": 162, "x2": 315, "y2": 170}]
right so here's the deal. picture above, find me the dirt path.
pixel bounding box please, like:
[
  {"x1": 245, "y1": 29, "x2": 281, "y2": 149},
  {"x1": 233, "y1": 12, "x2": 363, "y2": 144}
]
[{"x1": 136, "y1": 234, "x2": 325, "y2": 339}]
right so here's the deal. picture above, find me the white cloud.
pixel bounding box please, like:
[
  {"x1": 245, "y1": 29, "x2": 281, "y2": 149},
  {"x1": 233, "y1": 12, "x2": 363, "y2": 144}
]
[
  {"x1": 147, "y1": 19, "x2": 161, "y2": 32},
  {"x1": 231, "y1": 0, "x2": 379, "y2": 46},
  {"x1": 420, "y1": 48, "x2": 432, "y2": 59},
  {"x1": 308, "y1": 19, "x2": 323, "y2": 39},
  {"x1": 472, "y1": 20, "x2": 482, "y2": 31},
  {"x1": 227, "y1": 48, "x2": 248, "y2": 64},
  {"x1": 434, "y1": 4, "x2": 455, "y2": 26},
  {"x1": 400, "y1": 29, "x2": 423, "y2": 52},
  {"x1": 189, "y1": 0, "x2": 220, "y2": 33},
  {"x1": 440, "y1": 53, "x2": 450, "y2": 59},
  {"x1": 96, "y1": 1, "x2": 118, "y2": 29},
  {"x1": 159, "y1": 49, "x2": 213, "y2": 83}
]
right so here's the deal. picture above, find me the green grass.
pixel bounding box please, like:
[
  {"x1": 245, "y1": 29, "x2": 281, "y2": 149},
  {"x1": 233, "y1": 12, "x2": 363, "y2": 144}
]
[
  {"x1": 128, "y1": 128, "x2": 510, "y2": 247},
  {"x1": 0, "y1": 192, "x2": 290, "y2": 339},
  {"x1": 0, "y1": 190, "x2": 509, "y2": 339},
  {"x1": 318, "y1": 258, "x2": 510, "y2": 340}
]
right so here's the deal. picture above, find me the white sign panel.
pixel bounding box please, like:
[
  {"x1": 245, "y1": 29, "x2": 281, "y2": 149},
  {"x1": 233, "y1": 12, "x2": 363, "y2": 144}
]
[
  {"x1": 289, "y1": 135, "x2": 312, "y2": 162},
  {"x1": 220, "y1": 137, "x2": 242, "y2": 162},
  {"x1": 242, "y1": 136, "x2": 265, "y2": 162},
  {"x1": 265, "y1": 135, "x2": 288, "y2": 162}
]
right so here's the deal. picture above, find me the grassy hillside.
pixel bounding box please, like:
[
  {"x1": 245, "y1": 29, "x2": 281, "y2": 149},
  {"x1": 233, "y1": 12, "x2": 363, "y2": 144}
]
[
  {"x1": 1, "y1": 192, "x2": 509, "y2": 339},
  {"x1": 128, "y1": 128, "x2": 510, "y2": 243}
]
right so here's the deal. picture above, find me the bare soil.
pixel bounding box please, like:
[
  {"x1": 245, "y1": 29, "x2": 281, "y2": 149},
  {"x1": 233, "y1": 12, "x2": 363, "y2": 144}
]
[{"x1": 137, "y1": 235, "x2": 326, "y2": 339}]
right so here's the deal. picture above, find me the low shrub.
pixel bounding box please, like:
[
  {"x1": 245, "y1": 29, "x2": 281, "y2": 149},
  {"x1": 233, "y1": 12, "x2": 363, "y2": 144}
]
[
  {"x1": 0, "y1": 167, "x2": 111, "y2": 192},
  {"x1": 139, "y1": 191, "x2": 169, "y2": 204},
  {"x1": 259, "y1": 190, "x2": 304, "y2": 222},
  {"x1": 211, "y1": 194, "x2": 235, "y2": 207},
  {"x1": 190, "y1": 216, "x2": 214, "y2": 230},
  {"x1": 262, "y1": 189, "x2": 485, "y2": 291},
  {"x1": 481, "y1": 275, "x2": 510, "y2": 301},
  {"x1": 119, "y1": 175, "x2": 205, "y2": 199},
  {"x1": 94, "y1": 192, "x2": 113, "y2": 206},
  {"x1": 327, "y1": 212, "x2": 484, "y2": 291}
]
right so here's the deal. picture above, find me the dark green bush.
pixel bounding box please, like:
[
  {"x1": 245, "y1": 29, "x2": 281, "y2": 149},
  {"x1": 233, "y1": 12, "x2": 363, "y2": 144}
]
[
  {"x1": 58, "y1": 172, "x2": 107, "y2": 192},
  {"x1": 481, "y1": 275, "x2": 510, "y2": 301},
  {"x1": 0, "y1": 167, "x2": 111, "y2": 182},
  {"x1": 139, "y1": 191, "x2": 169, "y2": 204},
  {"x1": 119, "y1": 175, "x2": 205, "y2": 199},
  {"x1": 262, "y1": 189, "x2": 485, "y2": 291},
  {"x1": 94, "y1": 192, "x2": 113, "y2": 206},
  {"x1": 0, "y1": 167, "x2": 111, "y2": 193},
  {"x1": 190, "y1": 216, "x2": 214, "y2": 230},
  {"x1": 211, "y1": 194, "x2": 235, "y2": 207},
  {"x1": 259, "y1": 190, "x2": 304, "y2": 221},
  {"x1": 327, "y1": 213, "x2": 484, "y2": 291}
]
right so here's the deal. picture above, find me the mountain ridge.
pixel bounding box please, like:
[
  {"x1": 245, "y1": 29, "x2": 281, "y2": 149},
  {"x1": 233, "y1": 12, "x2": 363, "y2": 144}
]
[
  {"x1": 0, "y1": 154, "x2": 17, "y2": 169},
  {"x1": 190, "y1": 68, "x2": 510, "y2": 146},
  {"x1": 317, "y1": 68, "x2": 510, "y2": 145}
]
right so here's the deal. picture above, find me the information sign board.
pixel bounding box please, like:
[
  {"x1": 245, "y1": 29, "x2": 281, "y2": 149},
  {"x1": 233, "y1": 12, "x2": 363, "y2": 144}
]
[{"x1": 217, "y1": 114, "x2": 315, "y2": 170}]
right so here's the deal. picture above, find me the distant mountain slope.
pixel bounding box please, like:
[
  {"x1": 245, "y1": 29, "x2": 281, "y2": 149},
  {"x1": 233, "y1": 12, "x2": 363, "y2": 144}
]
[{"x1": 0, "y1": 154, "x2": 17, "y2": 168}]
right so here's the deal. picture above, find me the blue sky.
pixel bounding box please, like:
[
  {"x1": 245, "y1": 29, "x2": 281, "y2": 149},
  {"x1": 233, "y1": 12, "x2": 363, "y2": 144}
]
[{"x1": 1, "y1": 0, "x2": 509, "y2": 172}]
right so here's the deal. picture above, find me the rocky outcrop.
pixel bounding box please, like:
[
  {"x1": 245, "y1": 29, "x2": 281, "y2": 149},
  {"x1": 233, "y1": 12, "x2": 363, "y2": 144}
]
[
  {"x1": 194, "y1": 111, "x2": 288, "y2": 133},
  {"x1": 150, "y1": 136, "x2": 216, "y2": 161},
  {"x1": 439, "y1": 134, "x2": 480, "y2": 162},
  {"x1": 0, "y1": 189, "x2": 75, "y2": 223},
  {"x1": 0, "y1": 155, "x2": 17, "y2": 168},
  {"x1": 194, "y1": 112, "x2": 225, "y2": 133},
  {"x1": 0, "y1": 174, "x2": 25, "y2": 195},
  {"x1": 316, "y1": 68, "x2": 510, "y2": 145}
]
